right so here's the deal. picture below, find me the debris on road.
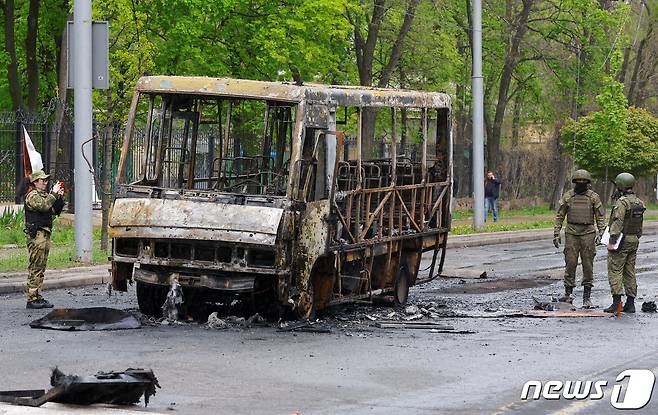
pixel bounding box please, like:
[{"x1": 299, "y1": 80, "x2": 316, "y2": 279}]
[
  {"x1": 374, "y1": 321, "x2": 454, "y2": 330},
  {"x1": 206, "y1": 313, "x2": 267, "y2": 330},
  {"x1": 532, "y1": 296, "x2": 557, "y2": 311},
  {"x1": 0, "y1": 368, "x2": 159, "y2": 407},
  {"x1": 161, "y1": 278, "x2": 184, "y2": 321},
  {"x1": 29, "y1": 308, "x2": 140, "y2": 331},
  {"x1": 278, "y1": 320, "x2": 332, "y2": 333},
  {"x1": 642, "y1": 301, "x2": 657, "y2": 312}
]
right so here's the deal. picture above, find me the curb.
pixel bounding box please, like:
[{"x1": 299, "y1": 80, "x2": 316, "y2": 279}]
[
  {"x1": 0, "y1": 265, "x2": 109, "y2": 295},
  {"x1": 1, "y1": 222, "x2": 657, "y2": 295},
  {"x1": 447, "y1": 221, "x2": 658, "y2": 248}
]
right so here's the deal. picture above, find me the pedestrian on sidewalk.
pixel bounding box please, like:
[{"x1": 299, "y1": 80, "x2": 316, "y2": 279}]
[
  {"x1": 484, "y1": 171, "x2": 501, "y2": 222},
  {"x1": 604, "y1": 173, "x2": 645, "y2": 314},
  {"x1": 553, "y1": 169, "x2": 605, "y2": 308},
  {"x1": 23, "y1": 170, "x2": 65, "y2": 309}
]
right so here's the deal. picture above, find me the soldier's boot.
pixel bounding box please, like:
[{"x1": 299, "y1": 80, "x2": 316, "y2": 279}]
[
  {"x1": 558, "y1": 286, "x2": 574, "y2": 303},
  {"x1": 604, "y1": 295, "x2": 622, "y2": 313},
  {"x1": 26, "y1": 298, "x2": 53, "y2": 309},
  {"x1": 622, "y1": 296, "x2": 635, "y2": 313},
  {"x1": 582, "y1": 286, "x2": 593, "y2": 309}
]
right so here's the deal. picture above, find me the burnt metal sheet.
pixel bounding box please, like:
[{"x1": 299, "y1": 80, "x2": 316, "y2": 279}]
[
  {"x1": 137, "y1": 76, "x2": 304, "y2": 102},
  {"x1": 110, "y1": 198, "x2": 283, "y2": 245},
  {"x1": 134, "y1": 268, "x2": 256, "y2": 292},
  {"x1": 29, "y1": 308, "x2": 140, "y2": 331},
  {"x1": 0, "y1": 368, "x2": 159, "y2": 407},
  {"x1": 135, "y1": 76, "x2": 451, "y2": 109}
]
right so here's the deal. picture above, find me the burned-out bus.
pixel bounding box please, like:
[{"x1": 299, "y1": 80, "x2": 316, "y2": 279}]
[{"x1": 110, "y1": 76, "x2": 452, "y2": 318}]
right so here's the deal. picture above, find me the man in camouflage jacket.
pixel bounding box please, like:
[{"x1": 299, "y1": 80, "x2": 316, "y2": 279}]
[
  {"x1": 604, "y1": 172, "x2": 645, "y2": 314},
  {"x1": 553, "y1": 169, "x2": 605, "y2": 308},
  {"x1": 24, "y1": 170, "x2": 65, "y2": 309}
]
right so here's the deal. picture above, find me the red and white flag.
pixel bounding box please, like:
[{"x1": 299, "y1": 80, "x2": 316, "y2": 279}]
[{"x1": 22, "y1": 125, "x2": 43, "y2": 177}]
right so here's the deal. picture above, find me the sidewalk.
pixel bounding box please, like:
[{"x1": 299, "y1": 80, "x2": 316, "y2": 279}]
[{"x1": 1, "y1": 221, "x2": 656, "y2": 295}]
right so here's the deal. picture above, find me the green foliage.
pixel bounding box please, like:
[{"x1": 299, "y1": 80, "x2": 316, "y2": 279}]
[
  {"x1": 562, "y1": 76, "x2": 658, "y2": 178},
  {"x1": 0, "y1": 208, "x2": 102, "y2": 247},
  {"x1": 450, "y1": 220, "x2": 555, "y2": 235}
]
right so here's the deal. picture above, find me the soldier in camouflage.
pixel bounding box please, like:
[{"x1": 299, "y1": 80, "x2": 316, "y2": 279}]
[
  {"x1": 24, "y1": 170, "x2": 65, "y2": 309},
  {"x1": 604, "y1": 172, "x2": 645, "y2": 314},
  {"x1": 553, "y1": 169, "x2": 605, "y2": 308}
]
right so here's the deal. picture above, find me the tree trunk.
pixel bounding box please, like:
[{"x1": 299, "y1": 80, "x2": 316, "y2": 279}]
[
  {"x1": 25, "y1": 0, "x2": 40, "y2": 112},
  {"x1": 351, "y1": 0, "x2": 420, "y2": 158},
  {"x1": 2, "y1": 0, "x2": 23, "y2": 111},
  {"x1": 627, "y1": 19, "x2": 653, "y2": 106},
  {"x1": 511, "y1": 94, "x2": 522, "y2": 147},
  {"x1": 550, "y1": 121, "x2": 567, "y2": 209},
  {"x1": 488, "y1": 0, "x2": 533, "y2": 173},
  {"x1": 52, "y1": 22, "x2": 70, "y2": 175},
  {"x1": 100, "y1": 94, "x2": 114, "y2": 251}
]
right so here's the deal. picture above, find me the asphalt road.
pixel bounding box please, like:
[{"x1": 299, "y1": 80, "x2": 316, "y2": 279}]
[{"x1": 1, "y1": 233, "x2": 658, "y2": 414}]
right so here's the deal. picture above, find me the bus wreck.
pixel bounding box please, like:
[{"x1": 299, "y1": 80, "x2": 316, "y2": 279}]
[{"x1": 110, "y1": 76, "x2": 452, "y2": 318}]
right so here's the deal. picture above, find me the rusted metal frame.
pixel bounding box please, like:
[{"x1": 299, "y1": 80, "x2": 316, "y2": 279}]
[
  {"x1": 221, "y1": 100, "x2": 233, "y2": 186},
  {"x1": 211, "y1": 98, "x2": 223, "y2": 189},
  {"x1": 334, "y1": 207, "x2": 356, "y2": 243},
  {"x1": 301, "y1": 130, "x2": 322, "y2": 201},
  {"x1": 286, "y1": 101, "x2": 305, "y2": 199},
  {"x1": 336, "y1": 181, "x2": 449, "y2": 195},
  {"x1": 139, "y1": 94, "x2": 155, "y2": 182},
  {"x1": 354, "y1": 108, "x2": 363, "y2": 241},
  {"x1": 177, "y1": 117, "x2": 190, "y2": 187},
  {"x1": 410, "y1": 187, "x2": 417, "y2": 225},
  {"x1": 391, "y1": 108, "x2": 397, "y2": 185},
  {"x1": 117, "y1": 92, "x2": 140, "y2": 185},
  {"x1": 358, "y1": 190, "x2": 392, "y2": 240},
  {"x1": 421, "y1": 108, "x2": 428, "y2": 184},
  {"x1": 395, "y1": 189, "x2": 422, "y2": 233},
  {"x1": 259, "y1": 103, "x2": 271, "y2": 192},
  {"x1": 378, "y1": 198, "x2": 384, "y2": 238},
  {"x1": 153, "y1": 97, "x2": 173, "y2": 183},
  {"x1": 365, "y1": 246, "x2": 374, "y2": 298},
  {"x1": 426, "y1": 184, "x2": 449, "y2": 223},
  {"x1": 329, "y1": 227, "x2": 449, "y2": 251},
  {"x1": 186, "y1": 101, "x2": 202, "y2": 189}
]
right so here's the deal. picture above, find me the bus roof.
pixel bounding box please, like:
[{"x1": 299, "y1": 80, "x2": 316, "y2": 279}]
[{"x1": 136, "y1": 76, "x2": 451, "y2": 109}]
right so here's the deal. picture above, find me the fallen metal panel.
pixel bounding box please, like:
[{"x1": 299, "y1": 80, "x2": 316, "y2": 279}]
[
  {"x1": 29, "y1": 308, "x2": 140, "y2": 331},
  {"x1": 0, "y1": 368, "x2": 159, "y2": 407},
  {"x1": 519, "y1": 309, "x2": 612, "y2": 318},
  {"x1": 110, "y1": 198, "x2": 283, "y2": 245}
]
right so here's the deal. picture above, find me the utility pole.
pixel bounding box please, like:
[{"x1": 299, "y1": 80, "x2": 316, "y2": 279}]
[
  {"x1": 472, "y1": 0, "x2": 485, "y2": 229},
  {"x1": 73, "y1": 0, "x2": 93, "y2": 261}
]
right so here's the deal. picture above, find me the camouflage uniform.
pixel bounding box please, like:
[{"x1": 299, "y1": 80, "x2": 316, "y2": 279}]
[
  {"x1": 607, "y1": 192, "x2": 645, "y2": 298},
  {"x1": 24, "y1": 188, "x2": 63, "y2": 302},
  {"x1": 554, "y1": 189, "x2": 605, "y2": 289}
]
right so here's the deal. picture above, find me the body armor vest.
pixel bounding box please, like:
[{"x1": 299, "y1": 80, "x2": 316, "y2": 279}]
[
  {"x1": 567, "y1": 193, "x2": 594, "y2": 225},
  {"x1": 24, "y1": 191, "x2": 64, "y2": 237},
  {"x1": 622, "y1": 195, "x2": 644, "y2": 235}
]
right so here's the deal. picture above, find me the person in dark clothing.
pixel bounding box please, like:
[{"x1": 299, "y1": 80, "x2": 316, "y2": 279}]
[{"x1": 484, "y1": 171, "x2": 501, "y2": 222}]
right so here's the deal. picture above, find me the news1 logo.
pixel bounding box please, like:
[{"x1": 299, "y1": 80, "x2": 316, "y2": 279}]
[{"x1": 521, "y1": 370, "x2": 656, "y2": 409}]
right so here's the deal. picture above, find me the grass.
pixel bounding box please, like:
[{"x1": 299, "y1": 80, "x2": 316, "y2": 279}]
[
  {"x1": 450, "y1": 220, "x2": 555, "y2": 235},
  {"x1": 0, "y1": 208, "x2": 109, "y2": 272},
  {"x1": 451, "y1": 205, "x2": 554, "y2": 220}
]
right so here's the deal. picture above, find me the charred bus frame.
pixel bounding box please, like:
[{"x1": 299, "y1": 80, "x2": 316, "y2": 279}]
[{"x1": 110, "y1": 76, "x2": 452, "y2": 318}]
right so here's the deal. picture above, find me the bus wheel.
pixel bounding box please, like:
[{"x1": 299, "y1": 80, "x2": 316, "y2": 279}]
[
  {"x1": 394, "y1": 263, "x2": 411, "y2": 306},
  {"x1": 136, "y1": 280, "x2": 168, "y2": 317}
]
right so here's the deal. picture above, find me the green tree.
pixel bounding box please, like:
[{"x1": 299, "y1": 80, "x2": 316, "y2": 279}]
[{"x1": 561, "y1": 76, "x2": 658, "y2": 178}]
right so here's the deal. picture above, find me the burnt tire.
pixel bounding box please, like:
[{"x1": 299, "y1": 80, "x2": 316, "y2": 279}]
[
  {"x1": 394, "y1": 263, "x2": 411, "y2": 306},
  {"x1": 136, "y1": 280, "x2": 168, "y2": 318}
]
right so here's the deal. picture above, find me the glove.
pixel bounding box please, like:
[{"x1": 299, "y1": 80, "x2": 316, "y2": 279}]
[
  {"x1": 553, "y1": 235, "x2": 561, "y2": 249},
  {"x1": 52, "y1": 181, "x2": 62, "y2": 195}
]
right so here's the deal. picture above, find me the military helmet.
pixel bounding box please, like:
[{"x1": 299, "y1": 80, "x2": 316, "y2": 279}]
[
  {"x1": 614, "y1": 172, "x2": 635, "y2": 189},
  {"x1": 29, "y1": 170, "x2": 50, "y2": 183},
  {"x1": 571, "y1": 169, "x2": 592, "y2": 183}
]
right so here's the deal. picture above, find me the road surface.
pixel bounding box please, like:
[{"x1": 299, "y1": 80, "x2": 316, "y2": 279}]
[{"x1": 1, "y1": 233, "x2": 658, "y2": 414}]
